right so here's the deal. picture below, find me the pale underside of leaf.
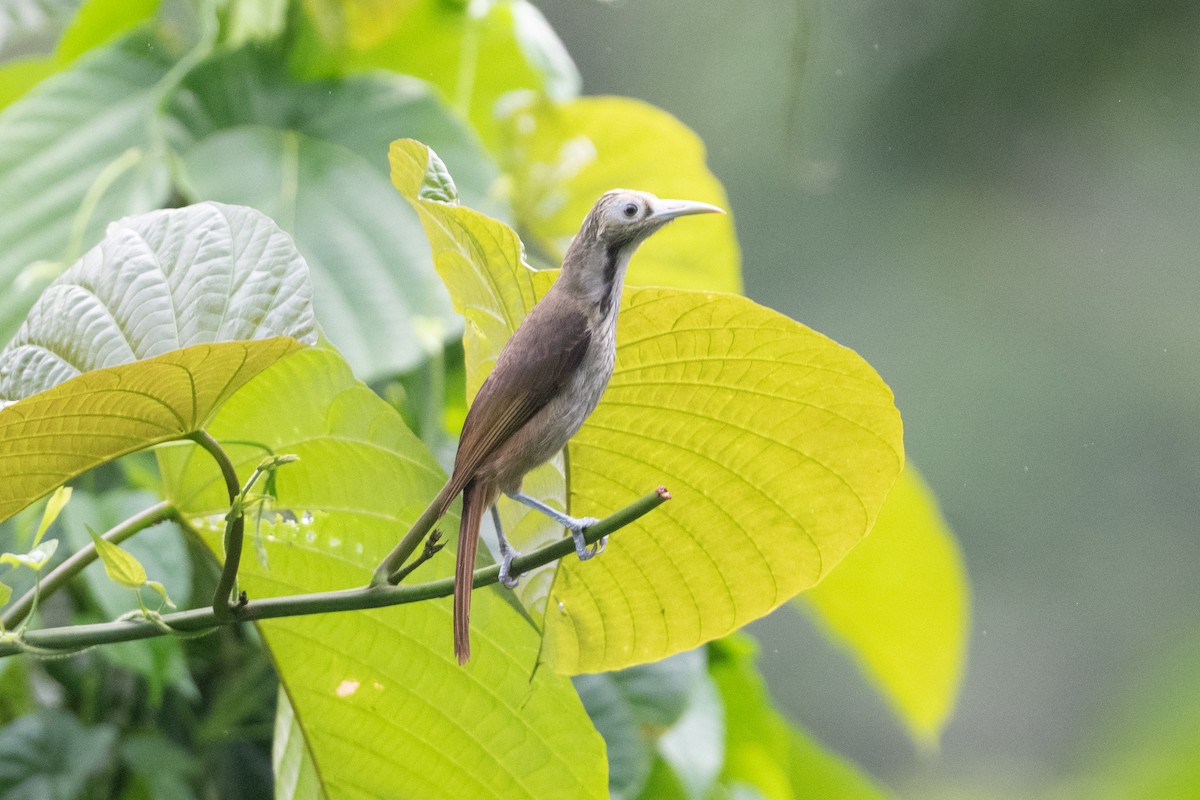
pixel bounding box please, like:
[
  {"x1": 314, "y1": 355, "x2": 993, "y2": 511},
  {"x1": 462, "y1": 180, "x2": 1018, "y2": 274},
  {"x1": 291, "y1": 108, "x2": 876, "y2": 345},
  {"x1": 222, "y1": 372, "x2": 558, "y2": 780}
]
[{"x1": 0, "y1": 202, "x2": 317, "y2": 401}]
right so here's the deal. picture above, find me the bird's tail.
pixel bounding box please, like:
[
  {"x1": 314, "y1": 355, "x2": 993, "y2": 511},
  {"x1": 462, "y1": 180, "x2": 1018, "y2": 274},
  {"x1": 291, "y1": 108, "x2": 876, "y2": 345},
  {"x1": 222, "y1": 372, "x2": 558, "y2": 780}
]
[{"x1": 454, "y1": 481, "x2": 486, "y2": 664}]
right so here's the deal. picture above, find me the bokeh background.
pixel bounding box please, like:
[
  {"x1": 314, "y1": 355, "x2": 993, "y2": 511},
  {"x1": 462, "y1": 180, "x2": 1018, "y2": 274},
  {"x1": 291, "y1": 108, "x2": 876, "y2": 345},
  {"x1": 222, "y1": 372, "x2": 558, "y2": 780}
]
[{"x1": 542, "y1": 0, "x2": 1200, "y2": 795}]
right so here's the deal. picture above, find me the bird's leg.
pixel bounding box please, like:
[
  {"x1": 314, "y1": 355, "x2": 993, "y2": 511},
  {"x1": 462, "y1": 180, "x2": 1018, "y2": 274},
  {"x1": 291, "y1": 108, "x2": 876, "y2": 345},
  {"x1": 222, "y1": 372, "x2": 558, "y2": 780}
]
[
  {"x1": 492, "y1": 505, "x2": 520, "y2": 589},
  {"x1": 506, "y1": 492, "x2": 606, "y2": 561}
]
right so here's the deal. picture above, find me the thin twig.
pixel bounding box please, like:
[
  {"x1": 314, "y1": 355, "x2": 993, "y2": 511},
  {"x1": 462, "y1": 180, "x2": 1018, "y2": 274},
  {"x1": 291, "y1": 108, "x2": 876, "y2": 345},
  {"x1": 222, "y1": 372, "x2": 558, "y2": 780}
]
[
  {"x1": 391, "y1": 529, "x2": 445, "y2": 584},
  {"x1": 0, "y1": 487, "x2": 671, "y2": 657},
  {"x1": 186, "y1": 431, "x2": 243, "y2": 619}
]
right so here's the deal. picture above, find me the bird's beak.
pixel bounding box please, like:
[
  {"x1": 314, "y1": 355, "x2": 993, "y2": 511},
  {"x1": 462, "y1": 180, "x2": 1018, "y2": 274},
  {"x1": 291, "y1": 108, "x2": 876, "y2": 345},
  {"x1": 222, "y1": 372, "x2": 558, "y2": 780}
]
[{"x1": 648, "y1": 198, "x2": 725, "y2": 221}]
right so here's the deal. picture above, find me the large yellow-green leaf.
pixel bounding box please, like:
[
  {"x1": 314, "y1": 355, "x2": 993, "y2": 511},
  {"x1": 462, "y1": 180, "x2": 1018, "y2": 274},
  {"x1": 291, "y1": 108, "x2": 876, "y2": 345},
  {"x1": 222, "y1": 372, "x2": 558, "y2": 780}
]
[
  {"x1": 799, "y1": 466, "x2": 969, "y2": 747},
  {"x1": 296, "y1": 0, "x2": 578, "y2": 148},
  {"x1": 159, "y1": 348, "x2": 607, "y2": 800},
  {"x1": 501, "y1": 96, "x2": 742, "y2": 293},
  {"x1": 390, "y1": 140, "x2": 904, "y2": 674},
  {"x1": 0, "y1": 338, "x2": 302, "y2": 524}
]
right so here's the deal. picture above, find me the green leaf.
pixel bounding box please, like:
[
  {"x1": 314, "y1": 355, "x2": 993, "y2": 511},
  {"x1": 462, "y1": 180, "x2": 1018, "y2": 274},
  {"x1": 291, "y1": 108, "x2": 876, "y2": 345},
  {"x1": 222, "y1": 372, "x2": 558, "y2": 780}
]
[
  {"x1": 390, "y1": 139, "x2": 905, "y2": 674},
  {"x1": 502, "y1": 95, "x2": 742, "y2": 292},
  {"x1": 272, "y1": 688, "x2": 328, "y2": 800},
  {"x1": 59, "y1": 489, "x2": 190, "y2": 619},
  {"x1": 574, "y1": 672, "x2": 652, "y2": 800},
  {"x1": 0, "y1": 57, "x2": 58, "y2": 110},
  {"x1": 1066, "y1": 634, "x2": 1200, "y2": 799},
  {"x1": 0, "y1": 30, "x2": 185, "y2": 344},
  {"x1": 709, "y1": 634, "x2": 887, "y2": 800},
  {"x1": 655, "y1": 670, "x2": 725, "y2": 800},
  {"x1": 54, "y1": 0, "x2": 161, "y2": 63},
  {"x1": 0, "y1": 539, "x2": 58, "y2": 570},
  {"x1": 159, "y1": 348, "x2": 608, "y2": 800},
  {"x1": 0, "y1": 709, "x2": 119, "y2": 800},
  {"x1": 0, "y1": 201, "x2": 318, "y2": 401},
  {"x1": 0, "y1": 581, "x2": 11, "y2": 609},
  {"x1": 118, "y1": 732, "x2": 198, "y2": 800},
  {"x1": 88, "y1": 527, "x2": 147, "y2": 588},
  {"x1": 574, "y1": 650, "x2": 708, "y2": 800},
  {"x1": 799, "y1": 466, "x2": 969, "y2": 747},
  {"x1": 299, "y1": 0, "x2": 579, "y2": 147},
  {"x1": 32, "y1": 485, "x2": 71, "y2": 547},
  {"x1": 0, "y1": 0, "x2": 161, "y2": 110},
  {"x1": 0, "y1": 0, "x2": 76, "y2": 59},
  {"x1": 0, "y1": 337, "x2": 303, "y2": 524},
  {"x1": 166, "y1": 46, "x2": 502, "y2": 380},
  {"x1": 143, "y1": 580, "x2": 175, "y2": 608}
]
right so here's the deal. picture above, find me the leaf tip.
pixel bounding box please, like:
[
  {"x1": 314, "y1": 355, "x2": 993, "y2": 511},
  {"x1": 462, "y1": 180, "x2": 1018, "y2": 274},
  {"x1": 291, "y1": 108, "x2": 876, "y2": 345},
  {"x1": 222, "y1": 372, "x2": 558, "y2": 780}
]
[{"x1": 388, "y1": 138, "x2": 459, "y2": 205}]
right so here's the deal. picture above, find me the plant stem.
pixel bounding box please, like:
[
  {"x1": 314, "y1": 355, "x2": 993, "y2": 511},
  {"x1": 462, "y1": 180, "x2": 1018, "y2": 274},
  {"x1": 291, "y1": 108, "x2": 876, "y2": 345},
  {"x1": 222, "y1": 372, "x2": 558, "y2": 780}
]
[
  {"x1": 186, "y1": 431, "x2": 244, "y2": 619},
  {"x1": 0, "y1": 487, "x2": 671, "y2": 657},
  {"x1": 1, "y1": 501, "x2": 177, "y2": 630}
]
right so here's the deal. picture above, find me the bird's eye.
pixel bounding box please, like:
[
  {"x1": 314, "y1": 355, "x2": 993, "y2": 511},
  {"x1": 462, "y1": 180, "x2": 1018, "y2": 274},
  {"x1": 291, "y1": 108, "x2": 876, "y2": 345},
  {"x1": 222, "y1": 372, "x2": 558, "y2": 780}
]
[{"x1": 622, "y1": 202, "x2": 639, "y2": 218}]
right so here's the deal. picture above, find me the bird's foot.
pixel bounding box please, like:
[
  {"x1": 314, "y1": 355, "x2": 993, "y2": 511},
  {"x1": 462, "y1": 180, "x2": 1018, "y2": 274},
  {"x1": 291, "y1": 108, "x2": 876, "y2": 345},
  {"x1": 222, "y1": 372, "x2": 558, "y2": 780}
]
[
  {"x1": 566, "y1": 517, "x2": 604, "y2": 561},
  {"x1": 498, "y1": 549, "x2": 521, "y2": 589}
]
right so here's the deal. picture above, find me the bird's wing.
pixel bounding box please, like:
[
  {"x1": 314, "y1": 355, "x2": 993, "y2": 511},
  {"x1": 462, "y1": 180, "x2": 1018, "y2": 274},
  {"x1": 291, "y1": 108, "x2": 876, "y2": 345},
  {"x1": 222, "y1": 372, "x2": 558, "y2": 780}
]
[{"x1": 450, "y1": 297, "x2": 592, "y2": 483}]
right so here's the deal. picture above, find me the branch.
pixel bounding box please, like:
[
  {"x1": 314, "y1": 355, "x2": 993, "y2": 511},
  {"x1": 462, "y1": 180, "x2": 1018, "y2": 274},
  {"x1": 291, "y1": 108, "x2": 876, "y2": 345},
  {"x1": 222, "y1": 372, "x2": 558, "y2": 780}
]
[
  {"x1": 1, "y1": 501, "x2": 178, "y2": 630},
  {"x1": 186, "y1": 430, "x2": 244, "y2": 619},
  {"x1": 0, "y1": 487, "x2": 671, "y2": 657}
]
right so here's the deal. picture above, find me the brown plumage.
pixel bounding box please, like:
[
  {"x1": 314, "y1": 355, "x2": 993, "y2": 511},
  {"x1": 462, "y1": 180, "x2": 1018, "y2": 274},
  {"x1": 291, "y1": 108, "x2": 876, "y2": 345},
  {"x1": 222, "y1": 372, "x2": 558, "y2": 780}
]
[{"x1": 372, "y1": 189, "x2": 723, "y2": 663}]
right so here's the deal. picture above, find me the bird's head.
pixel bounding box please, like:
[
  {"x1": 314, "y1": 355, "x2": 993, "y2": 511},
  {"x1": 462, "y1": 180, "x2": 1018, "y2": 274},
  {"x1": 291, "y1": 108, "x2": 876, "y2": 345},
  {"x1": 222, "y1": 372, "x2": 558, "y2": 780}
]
[{"x1": 562, "y1": 189, "x2": 723, "y2": 312}]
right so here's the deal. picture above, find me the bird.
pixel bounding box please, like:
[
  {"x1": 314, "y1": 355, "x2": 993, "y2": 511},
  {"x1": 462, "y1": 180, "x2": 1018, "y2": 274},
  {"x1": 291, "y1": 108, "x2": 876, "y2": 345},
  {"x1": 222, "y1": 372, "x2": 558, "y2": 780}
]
[{"x1": 371, "y1": 189, "x2": 723, "y2": 663}]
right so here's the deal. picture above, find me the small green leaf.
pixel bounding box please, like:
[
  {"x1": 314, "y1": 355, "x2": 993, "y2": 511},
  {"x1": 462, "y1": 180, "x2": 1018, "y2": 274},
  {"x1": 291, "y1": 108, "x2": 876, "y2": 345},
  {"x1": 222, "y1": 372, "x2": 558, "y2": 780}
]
[
  {"x1": 89, "y1": 528, "x2": 147, "y2": 588},
  {"x1": 0, "y1": 581, "x2": 12, "y2": 609},
  {"x1": 32, "y1": 485, "x2": 71, "y2": 547},
  {"x1": 0, "y1": 539, "x2": 58, "y2": 571},
  {"x1": 144, "y1": 580, "x2": 176, "y2": 609},
  {"x1": 800, "y1": 466, "x2": 969, "y2": 747}
]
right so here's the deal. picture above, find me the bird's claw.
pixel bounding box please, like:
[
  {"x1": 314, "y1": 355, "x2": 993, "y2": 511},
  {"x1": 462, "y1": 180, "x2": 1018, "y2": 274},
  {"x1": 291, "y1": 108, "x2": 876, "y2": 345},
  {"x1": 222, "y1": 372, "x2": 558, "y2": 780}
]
[
  {"x1": 498, "y1": 550, "x2": 521, "y2": 589},
  {"x1": 570, "y1": 517, "x2": 605, "y2": 561}
]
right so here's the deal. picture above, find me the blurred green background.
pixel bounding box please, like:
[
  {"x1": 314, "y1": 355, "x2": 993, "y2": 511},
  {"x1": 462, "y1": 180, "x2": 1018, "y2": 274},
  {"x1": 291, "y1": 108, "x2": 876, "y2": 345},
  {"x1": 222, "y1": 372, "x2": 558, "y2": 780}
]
[{"x1": 542, "y1": 0, "x2": 1200, "y2": 795}]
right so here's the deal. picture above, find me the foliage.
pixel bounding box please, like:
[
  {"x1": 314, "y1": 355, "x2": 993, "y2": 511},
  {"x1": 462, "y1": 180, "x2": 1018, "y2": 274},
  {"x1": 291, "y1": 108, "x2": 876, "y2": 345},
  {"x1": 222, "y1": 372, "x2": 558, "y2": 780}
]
[{"x1": 0, "y1": 1, "x2": 968, "y2": 798}]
